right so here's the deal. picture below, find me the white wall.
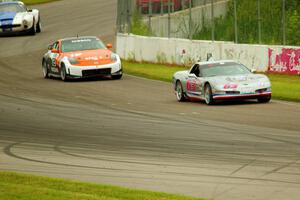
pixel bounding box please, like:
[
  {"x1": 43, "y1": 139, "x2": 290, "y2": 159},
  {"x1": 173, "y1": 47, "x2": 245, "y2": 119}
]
[{"x1": 117, "y1": 33, "x2": 300, "y2": 74}]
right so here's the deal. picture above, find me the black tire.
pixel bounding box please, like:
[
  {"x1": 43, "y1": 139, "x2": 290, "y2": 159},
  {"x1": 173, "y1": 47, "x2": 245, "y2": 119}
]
[
  {"x1": 36, "y1": 17, "x2": 41, "y2": 33},
  {"x1": 42, "y1": 60, "x2": 49, "y2": 78},
  {"x1": 257, "y1": 95, "x2": 271, "y2": 103},
  {"x1": 29, "y1": 20, "x2": 36, "y2": 35},
  {"x1": 111, "y1": 74, "x2": 122, "y2": 80},
  {"x1": 175, "y1": 81, "x2": 186, "y2": 102},
  {"x1": 60, "y1": 64, "x2": 68, "y2": 82},
  {"x1": 204, "y1": 84, "x2": 214, "y2": 105}
]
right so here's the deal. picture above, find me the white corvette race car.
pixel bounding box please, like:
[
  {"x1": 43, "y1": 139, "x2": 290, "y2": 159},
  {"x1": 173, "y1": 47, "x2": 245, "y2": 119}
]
[{"x1": 0, "y1": 0, "x2": 41, "y2": 35}]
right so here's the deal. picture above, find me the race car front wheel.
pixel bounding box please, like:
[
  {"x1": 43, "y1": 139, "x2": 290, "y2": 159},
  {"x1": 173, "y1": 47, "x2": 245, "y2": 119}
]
[
  {"x1": 36, "y1": 17, "x2": 41, "y2": 33},
  {"x1": 111, "y1": 74, "x2": 122, "y2": 80},
  {"x1": 257, "y1": 95, "x2": 271, "y2": 103},
  {"x1": 29, "y1": 20, "x2": 36, "y2": 35},
  {"x1": 204, "y1": 84, "x2": 214, "y2": 105},
  {"x1": 176, "y1": 81, "x2": 185, "y2": 102},
  {"x1": 42, "y1": 61, "x2": 49, "y2": 78},
  {"x1": 60, "y1": 65, "x2": 68, "y2": 82}
]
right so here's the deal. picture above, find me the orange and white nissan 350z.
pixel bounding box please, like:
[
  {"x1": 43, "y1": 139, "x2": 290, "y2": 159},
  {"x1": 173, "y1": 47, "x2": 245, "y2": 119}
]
[{"x1": 42, "y1": 36, "x2": 122, "y2": 81}]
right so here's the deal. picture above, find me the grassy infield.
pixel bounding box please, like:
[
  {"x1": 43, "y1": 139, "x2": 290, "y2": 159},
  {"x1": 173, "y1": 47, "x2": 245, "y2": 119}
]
[
  {"x1": 2, "y1": 0, "x2": 298, "y2": 199},
  {"x1": 22, "y1": 0, "x2": 59, "y2": 4},
  {"x1": 0, "y1": 172, "x2": 202, "y2": 200}
]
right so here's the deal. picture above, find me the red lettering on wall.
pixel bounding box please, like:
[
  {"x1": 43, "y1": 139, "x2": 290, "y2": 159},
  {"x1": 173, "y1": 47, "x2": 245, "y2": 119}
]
[{"x1": 268, "y1": 48, "x2": 300, "y2": 75}]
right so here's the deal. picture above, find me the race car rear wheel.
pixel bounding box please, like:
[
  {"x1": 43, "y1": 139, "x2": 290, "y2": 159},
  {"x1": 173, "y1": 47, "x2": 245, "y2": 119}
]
[
  {"x1": 60, "y1": 65, "x2": 68, "y2": 82},
  {"x1": 257, "y1": 95, "x2": 271, "y2": 103},
  {"x1": 42, "y1": 61, "x2": 49, "y2": 78},
  {"x1": 111, "y1": 74, "x2": 122, "y2": 80},
  {"x1": 175, "y1": 81, "x2": 185, "y2": 102},
  {"x1": 204, "y1": 84, "x2": 214, "y2": 105}
]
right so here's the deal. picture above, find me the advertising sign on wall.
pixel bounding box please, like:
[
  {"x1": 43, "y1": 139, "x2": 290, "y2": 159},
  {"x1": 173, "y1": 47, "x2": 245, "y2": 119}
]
[{"x1": 268, "y1": 48, "x2": 300, "y2": 75}]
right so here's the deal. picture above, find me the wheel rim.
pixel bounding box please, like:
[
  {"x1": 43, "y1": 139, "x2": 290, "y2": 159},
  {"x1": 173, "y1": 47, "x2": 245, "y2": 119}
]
[
  {"x1": 42, "y1": 63, "x2": 47, "y2": 77},
  {"x1": 61, "y1": 67, "x2": 65, "y2": 80},
  {"x1": 176, "y1": 83, "x2": 182, "y2": 100},
  {"x1": 205, "y1": 86, "x2": 211, "y2": 104}
]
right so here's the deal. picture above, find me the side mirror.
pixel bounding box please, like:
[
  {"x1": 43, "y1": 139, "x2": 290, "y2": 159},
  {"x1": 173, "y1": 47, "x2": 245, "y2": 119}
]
[
  {"x1": 51, "y1": 49, "x2": 59, "y2": 53},
  {"x1": 48, "y1": 44, "x2": 53, "y2": 50},
  {"x1": 28, "y1": 9, "x2": 33, "y2": 12},
  {"x1": 106, "y1": 43, "x2": 113, "y2": 49}
]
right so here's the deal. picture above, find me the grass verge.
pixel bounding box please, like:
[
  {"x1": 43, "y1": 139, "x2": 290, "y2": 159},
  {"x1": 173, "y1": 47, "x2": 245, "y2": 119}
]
[
  {"x1": 23, "y1": 0, "x2": 59, "y2": 5},
  {"x1": 123, "y1": 61, "x2": 300, "y2": 102},
  {"x1": 123, "y1": 60, "x2": 188, "y2": 82},
  {"x1": 0, "y1": 171, "x2": 204, "y2": 200}
]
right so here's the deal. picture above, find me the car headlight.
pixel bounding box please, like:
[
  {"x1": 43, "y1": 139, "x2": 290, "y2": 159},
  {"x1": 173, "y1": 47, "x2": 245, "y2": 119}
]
[
  {"x1": 68, "y1": 57, "x2": 79, "y2": 65},
  {"x1": 23, "y1": 19, "x2": 28, "y2": 25},
  {"x1": 110, "y1": 53, "x2": 118, "y2": 62}
]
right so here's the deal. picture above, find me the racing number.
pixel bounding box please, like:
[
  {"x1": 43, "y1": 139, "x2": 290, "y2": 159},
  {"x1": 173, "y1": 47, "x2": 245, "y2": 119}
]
[{"x1": 187, "y1": 80, "x2": 197, "y2": 91}]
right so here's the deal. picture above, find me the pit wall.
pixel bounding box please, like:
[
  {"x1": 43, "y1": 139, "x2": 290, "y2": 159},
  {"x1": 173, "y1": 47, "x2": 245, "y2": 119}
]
[{"x1": 117, "y1": 33, "x2": 300, "y2": 75}]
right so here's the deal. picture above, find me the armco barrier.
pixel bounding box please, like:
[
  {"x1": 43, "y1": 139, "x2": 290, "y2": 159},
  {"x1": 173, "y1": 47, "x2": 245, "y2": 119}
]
[{"x1": 117, "y1": 33, "x2": 300, "y2": 74}]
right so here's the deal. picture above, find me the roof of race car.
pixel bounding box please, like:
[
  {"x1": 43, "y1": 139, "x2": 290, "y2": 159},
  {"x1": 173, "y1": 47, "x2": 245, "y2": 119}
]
[
  {"x1": 196, "y1": 60, "x2": 238, "y2": 66},
  {"x1": 59, "y1": 36, "x2": 100, "y2": 42}
]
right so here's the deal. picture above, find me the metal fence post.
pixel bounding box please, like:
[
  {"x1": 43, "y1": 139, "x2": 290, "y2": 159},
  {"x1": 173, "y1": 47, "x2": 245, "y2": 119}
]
[
  {"x1": 148, "y1": 0, "x2": 152, "y2": 32},
  {"x1": 189, "y1": 0, "x2": 192, "y2": 39},
  {"x1": 282, "y1": 0, "x2": 286, "y2": 45},
  {"x1": 234, "y1": 0, "x2": 238, "y2": 43},
  {"x1": 211, "y1": 0, "x2": 214, "y2": 42},
  {"x1": 168, "y1": 0, "x2": 171, "y2": 38},
  {"x1": 257, "y1": 0, "x2": 261, "y2": 44},
  {"x1": 127, "y1": 0, "x2": 132, "y2": 34}
]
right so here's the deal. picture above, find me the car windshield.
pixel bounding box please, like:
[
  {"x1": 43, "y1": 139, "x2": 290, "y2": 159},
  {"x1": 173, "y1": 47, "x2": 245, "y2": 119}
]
[
  {"x1": 0, "y1": 3, "x2": 26, "y2": 13},
  {"x1": 201, "y1": 62, "x2": 251, "y2": 77},
  {"x1": 61, "y1": 38, "x2": 106, "y2": 53}
]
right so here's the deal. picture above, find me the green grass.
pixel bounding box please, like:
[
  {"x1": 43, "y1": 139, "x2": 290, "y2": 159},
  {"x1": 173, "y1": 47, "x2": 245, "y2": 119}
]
[
  {"x1": 123, "y1": 61, "x2": 300, "y2": 102},
  {"x1": 123, "y1": 60, "x2": 188, "y2": 82},
  {"x1": 267, "y1": 73, "x2": 300, "y2": 102},
  {"x1": 23, "y1": 0, "x2": 59, "y2": 5},
  {"x1": 0, "y1": 171, "x2": 204, "y2": 200}
]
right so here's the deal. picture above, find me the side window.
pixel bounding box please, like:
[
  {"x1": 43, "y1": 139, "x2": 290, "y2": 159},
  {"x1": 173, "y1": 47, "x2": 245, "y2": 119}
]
[
  {"x1": 198, "y1": 66, "x2": 203, "y2": 77},
  {"x1": 190, "y1": 64, "x2": 200, "y2": 77},
  {"x1": 52, "y1": 42, "x2": 59, "y2": 50}
]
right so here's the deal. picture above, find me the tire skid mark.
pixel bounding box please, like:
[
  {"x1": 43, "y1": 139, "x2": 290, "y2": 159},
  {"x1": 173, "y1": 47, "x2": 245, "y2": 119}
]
[
  {"x1": 4, "y1": 142, "x2": 300, "y2": 185},
  {"x1": 2, "y1": 92, "x2": 300, "y2": 148}
]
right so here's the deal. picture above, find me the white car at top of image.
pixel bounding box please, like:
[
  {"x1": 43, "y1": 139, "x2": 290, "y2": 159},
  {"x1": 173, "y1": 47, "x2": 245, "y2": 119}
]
[
  {"x1": 0, "y1": 0, "x2": 41, "y2": 35},
  {"x1": 173, "y1": 60, "x2": 272, "y2": 105}
]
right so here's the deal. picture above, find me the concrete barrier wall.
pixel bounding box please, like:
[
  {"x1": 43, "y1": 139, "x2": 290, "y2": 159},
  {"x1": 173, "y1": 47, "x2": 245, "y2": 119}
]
[
  {"x1": 117, "y1": 33, "x2": 300, "y2": 74},
  {"x1": 145, "y1": 0, "x2": 228, "y2": 38}
]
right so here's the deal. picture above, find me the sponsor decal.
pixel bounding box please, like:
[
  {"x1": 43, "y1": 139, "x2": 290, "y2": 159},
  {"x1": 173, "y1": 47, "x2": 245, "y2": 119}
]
[
  {"x1": 186, "y1": 79, "x2": 196, "y2": 92},
  {"x1": 268, "y1": 48, "x2": 300, "y2": 75}
]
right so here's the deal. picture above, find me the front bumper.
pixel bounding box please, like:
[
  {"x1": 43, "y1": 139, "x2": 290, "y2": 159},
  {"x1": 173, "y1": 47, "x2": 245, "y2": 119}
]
[
  {"x1": 213, "y1": 92, "x2": 272, "y2": 100},
  {"x1": 66, "y1": 62, "x2": 122, "y2": 78},
  {"x1": 0, "y1": 24, "x2": 33, "y2": 34}
]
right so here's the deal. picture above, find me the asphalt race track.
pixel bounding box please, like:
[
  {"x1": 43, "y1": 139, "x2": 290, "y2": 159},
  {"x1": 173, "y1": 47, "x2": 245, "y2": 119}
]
[{"x1": 0, "y1": 1, "x2": 300, "y2": 200}]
